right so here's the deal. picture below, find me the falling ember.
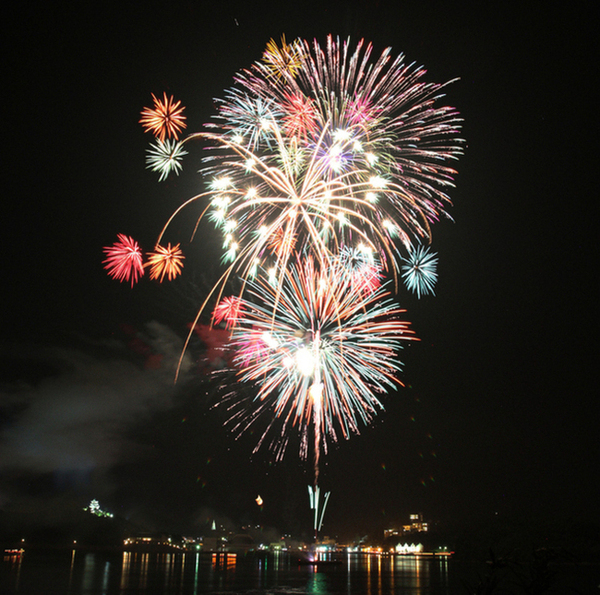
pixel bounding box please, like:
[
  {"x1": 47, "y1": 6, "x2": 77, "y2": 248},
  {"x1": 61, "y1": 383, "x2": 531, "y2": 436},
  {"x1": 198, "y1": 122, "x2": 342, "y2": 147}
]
[{"x1": 103, "y1": 234, "x2": 145, "y2": 286}]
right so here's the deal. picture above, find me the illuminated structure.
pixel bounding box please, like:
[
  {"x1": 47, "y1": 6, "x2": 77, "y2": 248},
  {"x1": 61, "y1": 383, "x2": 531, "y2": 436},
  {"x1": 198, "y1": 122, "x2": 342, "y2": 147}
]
[
  {"x1": 405, "y1": 513, "x2": 428, "y2": 533},
  {"x1": 384, "y1": 513, "x2": 428, "y2": 540},
  {"x1": 83, "y1": 499, "x2": 114, "y2": 518},
  {"x1": 395, "y1": 542, "x2": 424, "y2": 554}
]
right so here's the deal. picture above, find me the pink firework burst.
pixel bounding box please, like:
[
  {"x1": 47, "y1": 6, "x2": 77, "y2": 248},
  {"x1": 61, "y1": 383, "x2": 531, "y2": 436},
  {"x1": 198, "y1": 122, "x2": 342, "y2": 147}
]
[
  {"x1": 345, "y1": 95, "x2": 380, "y2": 130},
  {"x1": 213, "y1": 296, "x2": 245, "y2": 328},
  {"x1": 351, "y1": 263, "x2": 383, "y2": 295},
  {"x1": 103, "y1": 234, "x2": 145, "y2": 286},
  {"x1": 233, "y1": 330, "x2": 267, "y2": 368}
]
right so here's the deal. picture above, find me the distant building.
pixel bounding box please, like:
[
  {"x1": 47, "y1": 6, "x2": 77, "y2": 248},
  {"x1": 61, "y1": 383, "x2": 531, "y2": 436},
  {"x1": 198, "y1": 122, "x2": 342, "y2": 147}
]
[
  {"x1": 202, "y1": 536, "x2": 225, "y2": 552},
  {"x1": 404, "y1": 513, "x2": 428, "y2": 533},
  {"x1": 83, "y1": 499, "x2": 114, "y2": 518},
  {"x1": 395, "y1": 542, "x2": 424, "y2": 554},
  {"x1": 385, "y1": 513, "x2": 428, "y2": 540},
  {"x1": 123, "y1": 534, "x2": 181, "y2": 550}
]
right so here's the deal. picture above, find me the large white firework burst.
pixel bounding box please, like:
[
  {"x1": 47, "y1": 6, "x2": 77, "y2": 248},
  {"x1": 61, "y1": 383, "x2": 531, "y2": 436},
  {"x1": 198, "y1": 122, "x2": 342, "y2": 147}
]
[
  {"x1": 222, "y1": 254, "x2": 417, "y2": 464},
  {"x1": 158, "y1": 35, "x2": 462, "y2": 296},
  {"x1": 197, "y1": 36, "x2": 463, "y2": 279}
]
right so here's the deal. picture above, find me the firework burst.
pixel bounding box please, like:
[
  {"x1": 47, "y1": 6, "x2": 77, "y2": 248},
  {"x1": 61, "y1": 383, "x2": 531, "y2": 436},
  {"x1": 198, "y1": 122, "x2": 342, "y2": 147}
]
[
  {"x1": 140, "y1": 92, "x2": 187, "y2": 141},
  {"x1": 401, "y1": 244, "x2": 438, "y2": 298},
  {"x1": 262, "y1": 35, "x2": 303, "y2": 80},
  {"x1": 164, "y1": 35, "x2": 462, "y2": 302},
  {"x1": 105, "y1": 37, "x2": 464, "y2": 486},
  {"x1": 213, "y1": 295, "x2": 244, "y2": 328},
  {"x1": 103, "y1": 234, "x2": 145, "y2": 286},
  {"x1": 223, "y1": 254, "x2": 417, "y2": 470},
  {"x1": 145, "y1": 139, "x2": 187, "y2": 181},
  {"x1": 145, "y1": 243, "x2": 185, "y2": 282}
]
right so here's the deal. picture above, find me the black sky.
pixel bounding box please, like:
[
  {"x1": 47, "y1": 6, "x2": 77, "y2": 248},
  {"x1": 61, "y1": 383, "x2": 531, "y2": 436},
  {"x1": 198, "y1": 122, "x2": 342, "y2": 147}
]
[{"x1": 3, "y1": 2, "x2": 597, "y2": 541}]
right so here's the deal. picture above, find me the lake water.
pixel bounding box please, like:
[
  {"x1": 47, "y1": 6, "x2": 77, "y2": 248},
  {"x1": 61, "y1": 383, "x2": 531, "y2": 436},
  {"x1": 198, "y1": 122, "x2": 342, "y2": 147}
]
[{"x1": 2, "y1": 549, "x2": 598, "y2": 594}]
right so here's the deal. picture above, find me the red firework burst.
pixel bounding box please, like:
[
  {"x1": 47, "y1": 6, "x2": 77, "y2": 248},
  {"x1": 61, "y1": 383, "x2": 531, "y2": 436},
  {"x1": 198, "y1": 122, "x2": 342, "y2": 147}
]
[
  {"x1": 213, "y1": 296, "x2": 244, "y2": 328},
  {"x1": 103, "y1": 234, "x2": 145, "y2": 286},
  {"x1": 282, "y1": 92, "x2": 318, "y2": 141},
  {"x1": 140, "y1": 93, "x2": 187, "y2": 141}
]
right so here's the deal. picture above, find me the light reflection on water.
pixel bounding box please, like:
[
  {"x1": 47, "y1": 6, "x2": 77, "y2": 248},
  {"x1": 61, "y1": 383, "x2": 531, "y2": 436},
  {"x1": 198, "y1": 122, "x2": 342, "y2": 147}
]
[{"x1": 1, "y1": 549, "x2": 454, "y2": 594}]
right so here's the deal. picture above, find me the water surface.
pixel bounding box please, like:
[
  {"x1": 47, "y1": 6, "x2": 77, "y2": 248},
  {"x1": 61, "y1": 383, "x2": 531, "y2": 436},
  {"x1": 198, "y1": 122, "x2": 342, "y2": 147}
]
[{"x1": 2, "y1": 549, "x2": 597, "y2": 594}]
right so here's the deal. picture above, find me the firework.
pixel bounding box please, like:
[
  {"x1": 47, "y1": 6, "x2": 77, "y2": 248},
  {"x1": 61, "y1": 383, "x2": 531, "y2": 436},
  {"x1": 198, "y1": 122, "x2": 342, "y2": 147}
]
[
  {"x1": 337, "y1": 245, "x2": 383, "y2": 295},
  {"x1": 161, "y1": 35, "x2": 462, "y2": 300},
  {"x1": 223, "y1": 254, "x2": 417, "y2": 472},
  {"x1": 140, "y1": 92, "x2": 187, "y2": 141},
  {"x1": 103, "y1": 234, "x2": 145, "y2": 286},
  {"x1": 145, "y1": 243, "x2": 185, "y2": 282},
  {"x1": 145, "y1": 139, "x2": 188, "y2": 181},
  {"x1": 401, "y1": 244, "x2": 438, "y2": 298},
  {"x1": 107, "y1": 37, "x2": 463, "y2": 486},
  {"x1": 262, "y1": 35, "x2": 303, "y2": 80},
  {"x1": 213, "y1": 295, "x2": 244, "y2": 328}
]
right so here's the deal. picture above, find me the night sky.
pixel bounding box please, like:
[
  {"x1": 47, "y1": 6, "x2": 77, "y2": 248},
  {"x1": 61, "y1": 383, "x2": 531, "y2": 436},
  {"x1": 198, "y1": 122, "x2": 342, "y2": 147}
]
[{"x1": 3, "y1": 2, "x2": 597, "y2": 542}]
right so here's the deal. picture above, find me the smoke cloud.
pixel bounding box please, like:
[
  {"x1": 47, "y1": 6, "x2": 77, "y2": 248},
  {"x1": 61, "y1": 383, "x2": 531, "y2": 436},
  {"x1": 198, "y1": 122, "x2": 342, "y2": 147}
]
[{"x1": 0, "y1": 321, "x2": 191, "y2": 510}]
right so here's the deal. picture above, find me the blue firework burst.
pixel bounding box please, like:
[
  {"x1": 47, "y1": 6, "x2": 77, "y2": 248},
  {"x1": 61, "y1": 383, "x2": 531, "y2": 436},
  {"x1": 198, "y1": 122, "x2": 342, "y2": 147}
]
[{"x1": 401, "y1": 245, "x2": 438, "y2": 298}]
